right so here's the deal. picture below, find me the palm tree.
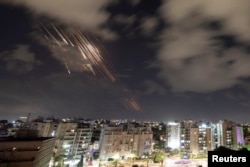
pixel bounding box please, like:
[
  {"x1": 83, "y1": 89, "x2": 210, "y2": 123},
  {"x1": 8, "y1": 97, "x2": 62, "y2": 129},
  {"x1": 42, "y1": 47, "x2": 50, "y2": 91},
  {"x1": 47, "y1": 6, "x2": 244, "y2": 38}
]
[{"x1": 142, "y1": 153, "x2": 153, "y2": 167}]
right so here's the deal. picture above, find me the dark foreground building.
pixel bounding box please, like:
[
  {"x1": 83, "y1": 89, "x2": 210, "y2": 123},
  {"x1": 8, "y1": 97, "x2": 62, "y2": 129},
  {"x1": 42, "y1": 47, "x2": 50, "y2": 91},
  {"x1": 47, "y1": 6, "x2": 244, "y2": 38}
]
[{"x1": 0, "y1": 136, "x2": 55, "y2": 167}]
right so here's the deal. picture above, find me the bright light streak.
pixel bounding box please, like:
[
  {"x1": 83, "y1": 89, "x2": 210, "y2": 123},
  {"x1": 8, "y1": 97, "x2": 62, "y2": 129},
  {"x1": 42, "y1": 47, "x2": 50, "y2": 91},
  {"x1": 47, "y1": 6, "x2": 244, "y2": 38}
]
[
  {"x1": 36, "y1": 22, "x2": 116, "y2": 82},
  {"x1": 64, "y1": 59, "x2": 71, "y2": 74}
]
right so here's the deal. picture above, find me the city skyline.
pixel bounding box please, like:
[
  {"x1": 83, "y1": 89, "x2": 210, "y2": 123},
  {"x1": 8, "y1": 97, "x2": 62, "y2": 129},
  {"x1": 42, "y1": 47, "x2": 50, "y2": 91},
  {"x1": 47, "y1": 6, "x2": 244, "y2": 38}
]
[{"x1": 0, "y1": 0, "x2": 250, "y2": 122}]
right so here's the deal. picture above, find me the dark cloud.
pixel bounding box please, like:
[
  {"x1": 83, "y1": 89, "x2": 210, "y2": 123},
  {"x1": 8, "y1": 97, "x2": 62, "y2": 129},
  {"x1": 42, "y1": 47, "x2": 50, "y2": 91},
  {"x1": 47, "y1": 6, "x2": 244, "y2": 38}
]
[
  {"x1": 0, "y1": 45, "x2": 42, "y2": 73},
  {"x1": 155, "y1": 0, "x2": 250, "y2": 93},
  {"x1": 129, "y1": 0, "x2": 141, "y2": 6},
  {"x1": 0, "y1": 0, "x2": 117, "y2": 40},
  {"x1": 113, "y1": 14, "x2": 136, "y2": 25},
  {"x1": 143, "y1": 80, "x2": 167, "y2": 95}
]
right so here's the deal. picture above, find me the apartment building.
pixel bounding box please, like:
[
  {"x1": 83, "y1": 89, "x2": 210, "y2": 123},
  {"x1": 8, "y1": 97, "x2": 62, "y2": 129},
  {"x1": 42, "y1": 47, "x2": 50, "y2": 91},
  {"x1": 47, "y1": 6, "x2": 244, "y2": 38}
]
[
  {"x1": 166, "y1": 120, "x2": 213, "y2": 157},
  {"x1": 167, "y1": 122, "x2": 180, "y2": 150},
  {"x1": 189, "y1": 123, "x2": 212, "y2": 156},
  {"x1": 29, "y1": 121, "x2": 57, "y2": 137},
  {"x1": 0, "y1": 136, "x2": 55, "y2": 167},
  {"x1": 180, "y1": 120, "x2": 197, "y2": 153},
  {"x1": 211, "y1": 120, "x2": 244, "y2": 150},
  {"x1": 166, "y1": 119, "x2": 245, "y2": 157},
  {"x1": 99, "y1": 125, "x2": 153, "y2": 160},
  {"x1": 72, "y1": 123, "x2": 92, "y2": 159},
  {"x1": 54, "y1": 122, "x2": 78, "y2": 158}
]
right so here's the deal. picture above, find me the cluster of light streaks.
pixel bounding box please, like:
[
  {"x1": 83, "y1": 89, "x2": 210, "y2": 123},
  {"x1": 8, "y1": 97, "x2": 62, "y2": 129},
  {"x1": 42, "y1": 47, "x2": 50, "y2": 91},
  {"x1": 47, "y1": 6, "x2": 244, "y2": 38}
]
[
  {"x1": 120, "y1": 97, "x2": 142, "y2": 112},
  {"x1": 36, "y1": 22, "x2": 142, "y2": 112},
  {"x1": 36, "y1": 22, "x2": 116, "y2": 82}
]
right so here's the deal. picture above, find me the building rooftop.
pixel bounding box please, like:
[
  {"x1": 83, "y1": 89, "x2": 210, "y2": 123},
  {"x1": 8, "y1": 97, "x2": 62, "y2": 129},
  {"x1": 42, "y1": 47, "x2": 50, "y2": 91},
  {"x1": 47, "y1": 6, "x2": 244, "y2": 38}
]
[{"x1": 0, "y1": 136, "x2": 54, "y2": 142}]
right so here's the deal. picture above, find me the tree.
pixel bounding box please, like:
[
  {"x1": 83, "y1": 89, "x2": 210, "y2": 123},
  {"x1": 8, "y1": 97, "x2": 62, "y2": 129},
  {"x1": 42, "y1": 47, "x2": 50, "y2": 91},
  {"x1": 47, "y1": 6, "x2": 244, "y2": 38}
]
[
  {"x1": 238, "y1": 147, "x2": 249, "y2": 151},
  {"x1": 142, "y1": 152, "x2": 153, "y2": 167},
  {"x1": 152, "y1": 152, "x2": 166, "y2": 167}
]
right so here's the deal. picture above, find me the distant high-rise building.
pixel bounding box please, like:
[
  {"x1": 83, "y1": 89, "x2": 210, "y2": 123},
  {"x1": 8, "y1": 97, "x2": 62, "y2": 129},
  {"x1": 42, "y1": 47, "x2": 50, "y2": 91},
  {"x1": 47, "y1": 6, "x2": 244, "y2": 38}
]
[
  {"x1": 243, "y1": 123, "x2": 250, "y2": 145},
  {"x1": 167, "y1": 122, "x2": 180, "y2": 150},
  {"x1": 235, "y1": 125, "x2": 245, "y2": 148},
  {"x1": 190, "y1": 122, "x2": 212, "y2": 156},
  {"x1": 211, "y1": 120, "x2": 244, "y2": 150},
  {"x1": 167, "y1": 120, "x2": 214, "y2": 158},
  {"x1": 180, "y1": 120, "x2": 197, "y2": 153}
]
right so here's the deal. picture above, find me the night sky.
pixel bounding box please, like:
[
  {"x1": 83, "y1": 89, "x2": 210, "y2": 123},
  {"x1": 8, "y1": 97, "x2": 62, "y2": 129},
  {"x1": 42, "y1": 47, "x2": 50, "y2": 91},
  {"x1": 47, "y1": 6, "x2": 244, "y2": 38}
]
[{"x1": 0, "y1": 0, "x2": 250, "y2": 123}]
